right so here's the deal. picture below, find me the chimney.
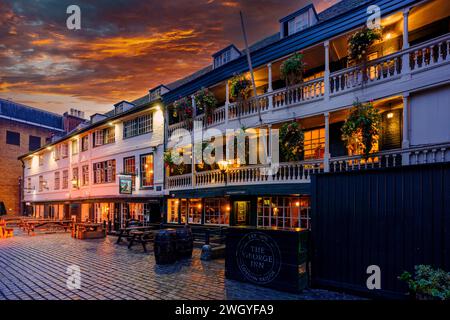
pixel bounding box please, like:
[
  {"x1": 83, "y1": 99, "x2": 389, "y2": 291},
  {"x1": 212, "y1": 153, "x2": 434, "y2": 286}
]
[{"x1": 63, "y1": 108, "x2": 86, "y2": 133}]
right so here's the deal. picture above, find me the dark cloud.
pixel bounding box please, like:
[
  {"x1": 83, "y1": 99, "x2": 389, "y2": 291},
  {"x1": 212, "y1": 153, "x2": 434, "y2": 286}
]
[{"x1": 0, "y1": 0, "x2": 336, "y2": 114}]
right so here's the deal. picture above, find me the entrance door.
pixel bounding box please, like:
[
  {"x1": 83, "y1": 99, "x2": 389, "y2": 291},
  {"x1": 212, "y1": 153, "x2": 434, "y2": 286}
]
[{"x1": 234, "y1": 201, "x2": 250, "y2": 226}]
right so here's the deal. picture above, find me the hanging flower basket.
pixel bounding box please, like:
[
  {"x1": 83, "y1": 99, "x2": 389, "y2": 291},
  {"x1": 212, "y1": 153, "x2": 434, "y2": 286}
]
[
  {"x1": 279, "y1": 122, "x2": 304, "y2": 162},
  {"x1": 229, "y1": 74, "x2": 252, "y2": 102},
  {"x1": 194, "y1": 88, "x2": 217, "y2": 124},
  {"x1": 164, "y1": 150, "x2": 185, "y2": 176},
  {"x1": 173, "y1": 97, "x2": 193, "y2": 127},
  {"x1": 348, "y1": 27, "x2": 382, "y2": 64},
  {"x1": 341, "y1": 101, "x2": 382, "y2": 159},
  {"x1": 280, "y1": 52, "x2": 306, "y2": 87}
]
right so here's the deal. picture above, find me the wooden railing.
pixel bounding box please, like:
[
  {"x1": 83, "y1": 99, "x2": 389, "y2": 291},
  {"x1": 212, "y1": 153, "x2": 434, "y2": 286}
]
[
  {"x1": 166, "y1": 143, "x2": 450, "y2": 190},
  {"x1": 167, "y1": 34, "x2": 450, "y2": 134}
]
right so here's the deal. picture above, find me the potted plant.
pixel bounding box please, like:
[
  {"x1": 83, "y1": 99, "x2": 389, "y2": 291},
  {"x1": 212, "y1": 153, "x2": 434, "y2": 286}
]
[
  {"x1": 341, "y1": 101, "x2": 381, "y2": 159},
  {"x1": 347, "y1": 27, "x2": 382, "y2": 81},
  {"x1": 399, "y1": 265, "x2": 450, "y2": 300},
  {"x1": 279, "y1": 122, "x2": 304, "y2": 162},
  {"x1": 280, "y1": 52, "x2": 306, "y2": 87},
  {"x1": 164, "y1": 150, "x2": 185, "y2": 176},
  {"x1": 194, "y1": 88, "x2": 217, "y2": 124},
  {"x1": 230, "y1": 73, "x2": 252, "y2": 102}
]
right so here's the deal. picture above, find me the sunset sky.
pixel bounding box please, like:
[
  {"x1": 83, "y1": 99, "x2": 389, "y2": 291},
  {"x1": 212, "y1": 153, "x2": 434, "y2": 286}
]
[{"x1": 0, "y1": 0, "x2": 337, "y2": 116}]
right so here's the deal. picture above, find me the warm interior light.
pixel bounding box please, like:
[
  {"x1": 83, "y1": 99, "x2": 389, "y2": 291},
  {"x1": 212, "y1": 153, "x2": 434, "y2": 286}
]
[
  {"x1": 387, "y1": 112, "x2": 394, "y2": 119},
  {"x1": 225, "y1": 205, "x2": 231, "y2": 211},
  {"x1": 108, "y1": 122, "x2": 114, "y2": 126},
  {"x1": 295, "y1": 201, "x2": 300, "y2": 207},
  {"x1": 197, "y1": 203, "x2": 202, "y2": 209},
  {"x1": 385, "y1": 32, "x2": 392, "y2": 40}
]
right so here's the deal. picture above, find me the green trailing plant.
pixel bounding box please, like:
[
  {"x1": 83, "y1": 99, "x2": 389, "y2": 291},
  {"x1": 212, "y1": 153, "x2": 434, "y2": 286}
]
[
  {"x1": 347, "y1": 27, "x2": 382, "y2": 64},
  {"x1": 341, "y1": 101, "x2": 381, "y2": 159},
  {"x1": 399, "y1": 265, "x2": 450, "y2": 300},
  {"x1": 280, "y1": 52, "x2": 306, "y2": 87},
  {"x1": 279, "y1": 122, "x2": 304, "y2": 162},
  {"x1": 194, "y1": 88, "x2": 217, "y2": 123},
  {"x1": 229, "y1": 74, "x2": 252, "y2": 102}
]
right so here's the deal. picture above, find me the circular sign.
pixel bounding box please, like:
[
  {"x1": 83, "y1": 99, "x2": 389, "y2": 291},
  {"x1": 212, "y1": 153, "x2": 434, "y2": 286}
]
[{"x1": 236, "y1": 232, "x2": 281, "y2": 284}]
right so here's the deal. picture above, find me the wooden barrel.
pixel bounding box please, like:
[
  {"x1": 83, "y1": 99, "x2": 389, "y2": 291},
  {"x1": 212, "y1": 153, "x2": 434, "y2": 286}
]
[
  {"x1": 154, "y1": 229, "x2": 177, "y2": 264},
  {"x1": 176, "y1": 226, "x2": 193, "y2": 259}
]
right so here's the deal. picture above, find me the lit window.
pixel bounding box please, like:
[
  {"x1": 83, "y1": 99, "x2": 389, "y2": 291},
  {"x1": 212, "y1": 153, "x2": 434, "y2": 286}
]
[
  {"x1": 204, "y1": 198, "x2": 230, "y2": 225},
  {"x1": 123, "y1": 156, "x2": 136, "y2": 189},
  {"x1": 303, "y1": 128, "x2": 325, "y2": 160},
  {"x1": 72, "y1": 139, "x2": 79, "y2": 155},
  {"x1": 140, "y1": 154, "x2": 154, "y2": 187},
  {"x1": 167, "y1": 199, "x2": 179, "y2": 223},
  {"x1": 257, "y1": 196, "x2": 310, "y2": 230},
  {"x1": 72, "y1": 167, "x2": 79, "y2": 188}
]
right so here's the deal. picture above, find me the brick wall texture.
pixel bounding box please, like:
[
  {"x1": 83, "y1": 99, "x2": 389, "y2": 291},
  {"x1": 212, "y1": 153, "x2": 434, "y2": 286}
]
[{"x1": 0, "y1": 119, "x2": 58, "y2": 215}]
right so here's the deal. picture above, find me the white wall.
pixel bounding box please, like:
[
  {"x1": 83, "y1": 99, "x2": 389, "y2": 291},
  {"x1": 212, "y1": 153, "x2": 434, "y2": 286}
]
[
  {"x1": 410, "y1": 85, "x2": 450, "y2": 146},
  {"x1": 24, "y1": 107, "x2": 165, "y2": 203}
]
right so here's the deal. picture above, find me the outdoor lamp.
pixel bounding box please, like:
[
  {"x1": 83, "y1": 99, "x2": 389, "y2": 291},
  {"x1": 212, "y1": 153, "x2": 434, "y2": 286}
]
[{"x1": 71, "y1": 178, "x2": 80, "y2": 189}]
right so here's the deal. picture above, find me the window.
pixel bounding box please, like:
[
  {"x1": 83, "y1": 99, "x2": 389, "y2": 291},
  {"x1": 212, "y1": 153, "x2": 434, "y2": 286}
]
[
  {"x1": 38, "y1": 176, "x2": 44, "y2": 192},
  {"x1": 257, "y1": 197, "x2": 310, "y2": 230},
  {"x1": 303, "y1": 128, "x2": 325, "y2": 160},
  {"x1": 29, "y1": 136, "x2": 41, "y2": 151},
  {"x1": 72, "y1": 139, "x2": 79, "y2": 155},
  {"x1": 62, "y1": 170, "x2": 69, "y2": 189},
  {"x1": 204, "y1": 198, "x2": 230, "y2": 225},
  {"x1": 54, "y1": 172, "x2": 60, "y2": 190},
  {"x1": 187, "y1": 199, "x2": 202, "y2": 224},
  {"x1": 27, "y1": 178, "x2": 32, "y2": 193},
  {"x1": 54, "y1": 145, "x2": 61, "y2": 161},
  {"x1": 93, "y1": 127, "x2": 115, "y2": 147},
  {"x1": 6, "y1": 131, "x2": 20, "y2": 146},
  {"x1": 287, "y1": 11, "x2": 311, "y2": 36},
  {"x1": 82, "y1": 165, "x2": 89, "y2": 186},
  {"x1": 39, "y1": 154, "x2": 44, "y2": 166},
  {"x1": 93, "y1": 160, "x2": 116, "y2": 184},
  {"x1": 123, "y1": 113, "x2": 153, "y2": 138},
  {"x1": 123, "y1": 156, "x2": 136, "y2": 189},
  {"x1": 61, "y1": 143, "x2": 69, "y2": 158},
  {"x1": 26, "y1": 158, "x2": 32, "y2": 169},
  {"x1": 167, "y1": 199, "x2": 179, "y2": 223},
  {"x1": 72, "y1": 167, "x2": 79, "y2": 188},
  {"x1": 81, "y1": 135, "x2": 89, "y2": 151},
  {"x1": 140, "y1": 154, "x2": 154, "y2": 187}
]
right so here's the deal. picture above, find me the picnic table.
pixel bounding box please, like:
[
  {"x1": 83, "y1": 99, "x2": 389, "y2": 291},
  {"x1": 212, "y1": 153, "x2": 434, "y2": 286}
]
[
  {"x1": 127, "y1": 230, "x2": 156, "y2": 252},
  {"x1": 116, "y1": 226, "x2": 157, "y2": 244},
  {"x1": 72, "y1": 222, "x2": 105, "y2": 239},
  {"x1": 23, "y1": 219, "x2": 73, "y2": 235}
]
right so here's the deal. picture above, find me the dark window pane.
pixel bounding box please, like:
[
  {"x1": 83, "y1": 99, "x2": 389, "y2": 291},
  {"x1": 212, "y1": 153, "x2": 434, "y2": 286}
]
[
  {"x1": 29, "y1": 135, "x2": 41, "y2": 151},
  {"x1": 6, "y1": 131, "x2": 20, "y2": 146}
]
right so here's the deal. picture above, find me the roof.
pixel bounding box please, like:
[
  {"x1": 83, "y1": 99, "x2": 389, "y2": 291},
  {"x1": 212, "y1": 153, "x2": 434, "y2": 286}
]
[
  {"x1": 162, "y1": 0, "x2": 418, "y2": 104},
  {"x1": 18, "y1": 100, "x2": 161, "y2": 159},
  {"x1": 0, "y1": 98, "x2": 64, "y2": 131}
]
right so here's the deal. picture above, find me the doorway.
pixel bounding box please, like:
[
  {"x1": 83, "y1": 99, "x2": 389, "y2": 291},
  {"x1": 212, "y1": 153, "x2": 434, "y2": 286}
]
[{"x1": 234, "y1": 201, "x2": 250, "y2": 226}]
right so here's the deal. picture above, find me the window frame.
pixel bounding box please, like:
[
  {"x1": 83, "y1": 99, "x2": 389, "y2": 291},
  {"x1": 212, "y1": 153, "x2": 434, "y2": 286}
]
[{"x1": 139, "y1": 153, "x2": 154, "y2": 189}]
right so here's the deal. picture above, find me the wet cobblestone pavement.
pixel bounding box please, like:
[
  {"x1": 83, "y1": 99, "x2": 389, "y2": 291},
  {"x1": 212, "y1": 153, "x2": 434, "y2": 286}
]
[{"x1": 0, "y1": 230, "x2": 361, "y2": 300}]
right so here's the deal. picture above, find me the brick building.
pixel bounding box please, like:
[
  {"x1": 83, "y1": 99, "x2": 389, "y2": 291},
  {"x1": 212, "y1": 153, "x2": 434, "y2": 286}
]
[{"x1": 0, "y1": 98, "x2": 84, "y2": 215}]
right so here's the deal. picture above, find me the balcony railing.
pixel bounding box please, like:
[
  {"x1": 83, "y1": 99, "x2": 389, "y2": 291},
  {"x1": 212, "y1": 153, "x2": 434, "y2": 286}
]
[
  {"x1": 168, "y1": 33, "x2": 450, "y2": 134},
  {"x1": 166, "y1": 143, "x2": 450, "y2": 190}
]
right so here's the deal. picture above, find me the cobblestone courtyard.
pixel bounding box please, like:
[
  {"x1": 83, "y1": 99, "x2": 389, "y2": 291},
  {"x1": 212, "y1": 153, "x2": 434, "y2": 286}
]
[{"x1": 0, "y1": 231, "x2": 360, "y2": 300}]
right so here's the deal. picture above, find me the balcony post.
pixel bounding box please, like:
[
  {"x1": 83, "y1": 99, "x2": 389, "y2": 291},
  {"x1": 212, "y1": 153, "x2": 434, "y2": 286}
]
[
  {"x1": 402, "y1": 92, "x2": 410, "y2": 165},
  {"x1": 268, "y1": 124, "x2": 273, "y2": 181},
  {"x1": 191, "y1": 95, "x2": 197, "y2": 117},
  {"x1": 401, "y1": 8, "x2": 411, "y2": 77},
  {"x1": 267, "y1": 63, "x2": 274, "y2": 110},
  {"x1": 225, "y1": 81, "x2": 230, "y2": 124},
  {"x1": 324, "y1": 112, "x2": 330, "y2": 172},
  {"x1": 324, "y1": 41, "x2": 330, "y2": 101}
]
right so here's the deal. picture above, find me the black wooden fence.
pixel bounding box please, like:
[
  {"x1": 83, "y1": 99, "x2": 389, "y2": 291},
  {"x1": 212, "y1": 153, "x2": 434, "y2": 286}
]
[{"x1": 310, "y1": 163, "x2": 450, "y2": 299}]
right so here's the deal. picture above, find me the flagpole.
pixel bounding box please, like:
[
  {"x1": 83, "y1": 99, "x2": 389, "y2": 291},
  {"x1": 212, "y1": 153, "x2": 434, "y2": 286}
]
[{"x1": 240, "y1": 11, "x2": 262, "y2": 123}]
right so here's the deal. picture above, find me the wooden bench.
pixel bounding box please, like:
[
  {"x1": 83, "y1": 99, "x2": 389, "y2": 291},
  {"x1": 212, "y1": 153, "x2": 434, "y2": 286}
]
[{"x1": 116, "y1": 226, "x2": 156, "y2": 244}]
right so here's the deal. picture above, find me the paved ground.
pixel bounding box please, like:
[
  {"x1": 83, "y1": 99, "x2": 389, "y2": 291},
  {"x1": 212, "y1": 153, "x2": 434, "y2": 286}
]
[{"x1": 0, "y1": 230, "x2": 361, "y2": 300}]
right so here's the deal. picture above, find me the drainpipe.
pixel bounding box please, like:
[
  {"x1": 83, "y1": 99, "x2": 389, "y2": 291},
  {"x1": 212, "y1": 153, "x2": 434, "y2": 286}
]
[{"x1": 19, "y1": 159, "x2": 25, "y2": 216}]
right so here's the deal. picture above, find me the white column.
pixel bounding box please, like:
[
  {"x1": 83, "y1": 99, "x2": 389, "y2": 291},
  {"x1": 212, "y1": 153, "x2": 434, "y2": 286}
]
[
  {"x1": 402, "y1": 92, "x2": 410, "y2": 165},
  {"x1": 324, "y1": 41, "x2": 330, "y2": 101},
  {"x1": 401, "y1": 8, "x2": 411, "y2": 77},
  {"x1": 225, "y1": 81, "x2": 229, "y2": 124},
  {"x1": 191, "y1": 95, "x2": 196, "y2": 117},
  {"x1": 267, "y1": 63, "x2": 274, "y2": 110},
  {"x1": 324, "y1": 112, "x2": 330, "y2": 172}
]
